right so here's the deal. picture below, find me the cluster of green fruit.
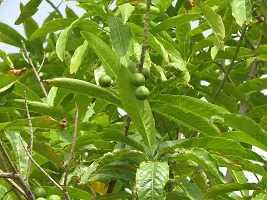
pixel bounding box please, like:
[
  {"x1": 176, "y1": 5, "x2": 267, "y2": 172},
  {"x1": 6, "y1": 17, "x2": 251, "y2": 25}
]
[
  {"x1": 33, "y1": 187, "x2": 61, "y2": 200},
  {"x1": 98, "y1": 62, "x2": 150, "y2": 100},
  {"x1": 128, "y1": 62, "x2": 150, "y2": 100}
]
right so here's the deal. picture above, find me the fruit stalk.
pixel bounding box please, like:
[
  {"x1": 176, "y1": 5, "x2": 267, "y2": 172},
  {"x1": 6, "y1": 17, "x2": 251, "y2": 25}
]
[{"x1": 138, "y1": 0, "x2": 151, "y2": 73}]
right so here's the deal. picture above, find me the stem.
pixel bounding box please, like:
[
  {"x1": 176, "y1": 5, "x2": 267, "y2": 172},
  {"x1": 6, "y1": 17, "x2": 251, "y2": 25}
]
[
  {"x1": 120, "y1": 116, "x2": 131, "y2": 149},
  {"x1": 213, "y1": 61, "x2": 235, "y2": 85},
  {"x1": 108, "y1": 115, "x2": 132, "y2": 193},
  {"x1": 24, "y1": 90, "x2": 33, "y2": 183},
  {"x1": 63, "y1": 103, "x2": 79, "y2": 200},
  {"x1": 0, "y1": 141, "x2": 35, "y2": 200},
  {"x1": 19, "y1": 136, "x2": 64, "y2": 192},
  {"x1": 211, "y1": 26, "x2": 247, "y2": 104},
  {"x1": 45, "y1": 0, "x2": 63, "y2": 17},
  {"x1": 21, "y1": 41, "x2": 48, "y2": 97},
  {"x1": 138, "y1": 0, "x2": 151, "y2": 72}
]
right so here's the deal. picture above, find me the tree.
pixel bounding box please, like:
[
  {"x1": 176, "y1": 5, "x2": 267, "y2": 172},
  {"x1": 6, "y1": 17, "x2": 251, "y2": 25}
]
[{"x1": 0, "y1": 0, "x2": 267, "y2": 199}]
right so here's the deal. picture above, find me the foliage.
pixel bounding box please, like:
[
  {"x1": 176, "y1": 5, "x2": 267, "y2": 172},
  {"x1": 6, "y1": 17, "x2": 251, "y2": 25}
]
[{"x1": 0, "y1": 0, "x2": 267, "y2": 199}]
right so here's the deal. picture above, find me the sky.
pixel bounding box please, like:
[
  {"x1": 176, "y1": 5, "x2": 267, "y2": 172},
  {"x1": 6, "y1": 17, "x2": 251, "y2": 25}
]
[{"x1": 0, "y1": 0, "x2": 84, "y2": 53}]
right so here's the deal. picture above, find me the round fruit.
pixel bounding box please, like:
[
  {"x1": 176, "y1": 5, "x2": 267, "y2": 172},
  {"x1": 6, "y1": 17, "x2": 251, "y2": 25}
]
[
  {"x1": 33, "y1": 187, "x2": 47, "y2": 198},
  {"x1": 130, "y1": 73, "x2": 145, "y2": 87},
  {"x1": 127, "y1": 62, "x2": 138, "y2": 74},
  {"x1": 36, "y1": 198, "x2": 46, "y2": 200},
  {"x1": 135, "y1": 86, "x2": 149, "y2": 100},
  {"x1": 142, "y1": 67, "x2": 150, "y2": 79},
  {"x1": 98, "y1": 75, "x2": 112, "y2": 88},
  {"x1": 47, "y1": 195, "x2": 61, "y2": 200}
]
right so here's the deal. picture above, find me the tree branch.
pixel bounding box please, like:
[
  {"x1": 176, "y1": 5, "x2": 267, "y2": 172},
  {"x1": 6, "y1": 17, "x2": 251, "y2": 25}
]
[
  {"x1": 108, "y1": 115, "x2": 132, "y2": 193},
  {"x1": 213, "y1": 61, "x2": 235, "y2": 85},
  {"x1": 0, "y1": 141, "x2": 35, "y2": 200},
  {"x1": 23, "y1": 90, "x2": 33, "y2": 183},
  {"x1": 21, "y1": 41, "x2": 48, "y2": 97},
  {"x1": 138, "y1": 0, "x2": 151, "y2": 72},
  {"x1": 63, "y1": 103, "x2": 79, "y2": 200},
  {"x1": 19, "y1": 136, "x2": 64, "y2": 192},
  {"x1": 45, "y1": 0, "x2": 63, "y2": 17},
  {"x1": 211, "y1": 26, "x2": 247, "y2": 104}
]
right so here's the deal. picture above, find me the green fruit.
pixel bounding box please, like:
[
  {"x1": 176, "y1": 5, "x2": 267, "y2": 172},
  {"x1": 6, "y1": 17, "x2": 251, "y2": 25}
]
[
  {"x1": 98, "y1": 75, "x2": 112, "y2": 88},
  {"x1": 47, "y1": 195, "x2": 61, "y2": 200},
  {"x1": 135, "y1": 86, "x2": 149, "y2": 100},
  {"x1": 127, "y1": 62, "x2": 137, "y2": 73},
  {"x1": 36, "y1": 198, "x2": 46, "y2": 200},
  {"x1": 33, "y1": 187, "x2": 47, "y2": 198},
  {"x1": 142, "y1": 67, "x2": 150, "y2": 79},
  {"x1": 130, "y1": 73, "x2": 145, "y2": 87}
]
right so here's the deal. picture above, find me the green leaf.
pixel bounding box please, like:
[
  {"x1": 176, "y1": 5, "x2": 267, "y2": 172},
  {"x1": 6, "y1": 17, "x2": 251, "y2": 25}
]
[
  {"x1": 222, "y1": 131, "x2": 267, "y2": 152},
  {"x1": 2, "y1": 99, "x2": 72, "y2": 121},
  {"x1": 94, "y1": 149, "x2": 146, "y2": 170},
  {"x1": 0, "y1": 49, "x2": 13, "y2": 69},
  {"x1": 30, "y1": 18, "x2": 75, "y2": 41},
  {"x1": 214, "y1": 154, "x2": 267, "y2": 177},
  {"x1": 207, "y1": 183, "x2": 264, "y2": 197},
  {"x1": 221, "y1": 114, "x2": 267, "y2": 152},
  {"x1": 129, "y1": 23, "x2": 169, "y2": 62},
  {"x1": 4, "y1": 116, "x2": 65, "y2": 130},
  {"x1": 176, "y1": 137, "x2": 246, "y2": 152},
  {"x1": 230, "y1": 170, "x2": 249, "y2": 197},
  {"x1": 176, "y1": 8, "x2": 191, "y2": 60},
  {"x1": 56, "y1": 18, "x2": 81, "y2": 62},
  {"x1": 238, "y1": 78, "x2": 267, "y2": 94},
  {"x1": 13, "y1": 81, "x2": 42, "y2": 102},
  {"x1": 117, "y1": 66, "x2": 156, "y2": 156},
  {"x1": 170, "y1": 148, "x2": 225, "y2": 183},
  {"x1": 194, "y1": 0, "x2": 225, "y2": 50},
  {"x1": 95, "y1": 192, "x2": 135, "y2": 200},
  {"x1": 247, "y1": 105, "x2": 267, "y2": 119},
  {"x1": 150, "y1": 13, "x2": 201, "y2": 34},
  {"x1": 178, "y1": 178, "x2": 209, "y2": 200},
  {"x1": 230, "y1": 0, "x2": 252, "y2": 26},
  {"x1": 44, "y1": 186, "x2": 93, "y2": 199},
  {"x1": 153, "y1": 0, "x2": 173, "y2": 11},
  {"x1": 44, "y1": 78, "x2": 122, "y2": 107},
  {"x1": 70, "y1": 40, "x2": 88, "y2": 74},
  {"x1": 15, "y1": 0, "x2": 42, "y2": 25},
  {"x1": 0, "y1": 23, "x2": 26, "y2": 47},
  {"x1": 107, "y1": 16, "x2": 133, "y2": 65},
  {"x1": 101, "y1": 128, "x2": 145, "y2": 152},
  {"x1": 5, "y1": 130, "x2": 28, "y2": 179},
  {"x1": 81, "y1": 31, "x2": 120, "y2": 78},
  {"x1": 252, "y1": 194, "x2": 267, "y2": 200},
  {"x1": 119, "y1": 3, "x2": 135, "y2": 24},
  {"x1": 136, "y1": 161, "x2": 169, "y2": 200},
  {"x1": 152, "y1": 103, "x2": 221, "y2": 136},
  {"x1": 0, "y1": 68, "x2": 26, "y2": 89}
]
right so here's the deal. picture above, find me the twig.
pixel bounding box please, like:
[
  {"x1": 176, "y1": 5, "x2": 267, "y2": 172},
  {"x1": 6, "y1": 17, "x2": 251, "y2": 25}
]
[
  {"x1": 213, "y1": 61, "x2": 235, "y2": 85},
  {"x1": 19, "y1": 136, "x2": 64, "y2": 192},
  {"x1": 0, "y1": 172, "x2": 16, "y2": 179},
  {"x1": 120, "y1": 116, "x2": 131, "y2": 149},
  {"x1": 0, "y1": 189, "x2": 12, "y2": 200},
  {"x1": 211, "y1": 26, "x2": 247, "y2": 104},
  {"x1": 243, "y1": 34, "x2": 255, "y2": 50},
  {"x1": 0, "y1": 141, "x2": 35, "y2": 200},
  {"x1": 21, "y1": 41, "x2": 48, "y2": 97},
  {"x1": 63, "y1": 103, "x2": 79, "y2": 200},
  {"x1": 108, "y1": 116, "x2": 132, "y2": 193},
  {"x1": 45, "y1": 0, "x2": 63, "y2": 17},
  {"x1": 138, "y1": 0, "x2": 151, "y2": 72},
  {"x1": 5, "y1": 178, "x2": 27, "y2": 199},
  {"x1": 38, "y1": 51, "x2": 46, "y2": 72},
  {"x1": 24, "y1": 90, "x2": 33, "y2": 183}
]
